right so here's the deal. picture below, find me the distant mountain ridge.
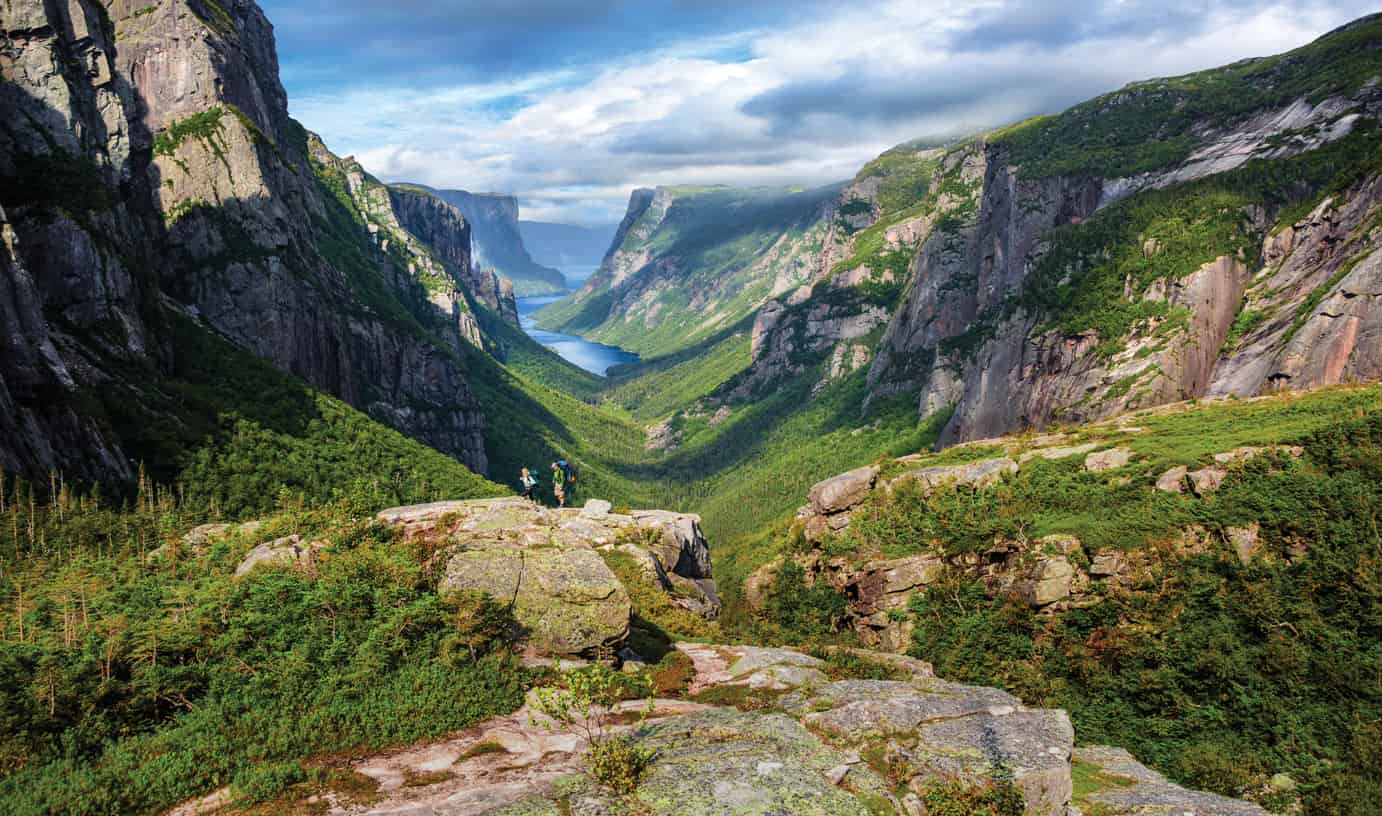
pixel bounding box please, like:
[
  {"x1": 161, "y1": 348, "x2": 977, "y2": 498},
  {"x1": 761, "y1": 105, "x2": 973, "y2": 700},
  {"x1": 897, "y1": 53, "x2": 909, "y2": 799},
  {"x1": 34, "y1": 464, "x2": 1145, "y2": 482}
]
[{"x1": 397, "y1": 185, "x2": 568, "y2": 296}]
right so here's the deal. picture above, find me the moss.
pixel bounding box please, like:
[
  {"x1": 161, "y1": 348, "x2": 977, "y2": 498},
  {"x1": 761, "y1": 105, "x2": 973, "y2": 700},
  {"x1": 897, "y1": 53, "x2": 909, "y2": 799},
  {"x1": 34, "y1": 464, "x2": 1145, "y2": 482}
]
[{"x1": 153, "y1": 107, "x2": 227, "y2": 158}]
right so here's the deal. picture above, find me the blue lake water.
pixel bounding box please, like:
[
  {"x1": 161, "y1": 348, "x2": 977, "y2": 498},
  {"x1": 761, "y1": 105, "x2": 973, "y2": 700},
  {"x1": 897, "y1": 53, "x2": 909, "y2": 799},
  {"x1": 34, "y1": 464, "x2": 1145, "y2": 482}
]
[{"x1": 517, "y1": 294, "x2": 638, "y2": 377}]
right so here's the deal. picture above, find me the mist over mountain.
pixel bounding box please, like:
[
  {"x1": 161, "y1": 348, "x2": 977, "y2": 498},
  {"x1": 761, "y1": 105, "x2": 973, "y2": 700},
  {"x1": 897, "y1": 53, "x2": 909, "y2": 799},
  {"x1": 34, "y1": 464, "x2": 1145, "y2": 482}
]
[{"x1": 518, "y1": 220, "x2": 619, "y2": 271}]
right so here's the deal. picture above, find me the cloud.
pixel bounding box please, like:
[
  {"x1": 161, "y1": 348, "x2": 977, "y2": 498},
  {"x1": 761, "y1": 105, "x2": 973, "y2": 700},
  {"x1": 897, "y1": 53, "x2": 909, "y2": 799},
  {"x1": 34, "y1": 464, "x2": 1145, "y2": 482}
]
[{"x1": 270, "y1": 0, "x2": 1378, "y2": 224}]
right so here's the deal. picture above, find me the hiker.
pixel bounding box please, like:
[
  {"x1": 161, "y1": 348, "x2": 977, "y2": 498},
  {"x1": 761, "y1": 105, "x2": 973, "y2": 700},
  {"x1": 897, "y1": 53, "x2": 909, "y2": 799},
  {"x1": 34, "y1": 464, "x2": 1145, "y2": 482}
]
[
  {"x1": 519, "y1": 467, "x2": 538, "y2": 501},
  {"x1": 550, "y1": 461, "x2": 567, "y2": 507}
]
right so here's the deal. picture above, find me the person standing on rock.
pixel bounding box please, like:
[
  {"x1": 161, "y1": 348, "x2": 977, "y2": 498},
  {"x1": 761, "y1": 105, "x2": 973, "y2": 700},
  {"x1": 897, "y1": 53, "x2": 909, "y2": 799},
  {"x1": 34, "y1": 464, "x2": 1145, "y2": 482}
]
[
  {"x1": 551, "y1": 461, "x2": 567, "y2": 507},
  {"x1": 519, "y1": 467, "x2": 539, "y2": 501}
]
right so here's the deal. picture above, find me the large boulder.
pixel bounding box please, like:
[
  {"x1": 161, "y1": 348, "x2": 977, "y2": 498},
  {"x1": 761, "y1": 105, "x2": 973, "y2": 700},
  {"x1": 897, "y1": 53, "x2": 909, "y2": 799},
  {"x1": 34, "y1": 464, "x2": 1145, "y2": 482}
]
[
  {"x1": 889, "y1": 457, "x2": 1018, "y2": 493},
  {"x1": 1084, "y1": 447, "x2": 1133, "y2": 472},
  {"x1": 631, "y1": 509, "x2": 713, "y2": 579},
  {"x1": 797, "y1": 677, "x2": 1073, "y2": 815},
  {"x1": 808, "y1": 466, "x2": 880, "y2": 515},
  {"x1": 1015, "y1": 556, "x2": 1074, "y2": 607},
  {"x1": 234, "y1": 535, "x2": 327, "y2": 577},
  {"x1": 377, "y1": 498, "x2": 712, "y2": 656},
  {"x1": 441, "y1": 543, "x2": 630, "y2": 657}
]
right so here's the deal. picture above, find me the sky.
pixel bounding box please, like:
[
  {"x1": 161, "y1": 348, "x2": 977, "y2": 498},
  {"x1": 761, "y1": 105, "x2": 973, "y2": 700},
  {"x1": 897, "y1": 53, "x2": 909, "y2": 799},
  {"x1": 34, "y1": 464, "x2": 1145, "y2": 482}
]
[{"x1": 260, "y1": 0, "x2": 1375, "y2": 224}]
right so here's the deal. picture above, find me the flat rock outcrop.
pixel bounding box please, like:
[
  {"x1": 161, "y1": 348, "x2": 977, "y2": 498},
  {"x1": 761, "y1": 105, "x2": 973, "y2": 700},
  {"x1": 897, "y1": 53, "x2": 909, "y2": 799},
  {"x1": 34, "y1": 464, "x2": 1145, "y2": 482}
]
[
  {"x1": 376, "y1": 498, "x2": 717, "y2": 657},
  {"x1": 160, "y1": 640, "x2": 1269, "y2": 816}
]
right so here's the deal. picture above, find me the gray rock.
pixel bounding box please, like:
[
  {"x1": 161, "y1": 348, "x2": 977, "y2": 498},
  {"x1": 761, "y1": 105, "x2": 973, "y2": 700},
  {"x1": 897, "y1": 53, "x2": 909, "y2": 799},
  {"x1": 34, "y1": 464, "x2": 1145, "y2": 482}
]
[
  {"x1": 235, "y1": 535, "x2": 326, "y2": 577},
  {"x1": 1074, "y1": 745, "x2": 1269, "y2": 816},
  {"x1": 1188, "y1": 466, "x2": 1228, "y2": 495},
  {"x1": 1227, "y1": 523, "x2": 1262, "y2": 564},
  {"x1": 808, "y1": 466, "x2": 880, "y2": 514},
  {"x1": 1155, "y1": 466, "x2": 1189, "y2": 493},
  {"x1": 890, "y1": 457, "x2": 1019, "y2": 493},
  {"x1": 1084, "y1": 447, "x2": 1134, "y2": 472},
  {"x1": 581, "y1": 499, "x2": 613, "y2": 518},
  {"x1": 1016, "y1": 556, "x2": 1074, "y2": 607},
  {"x1": 630, "y1": 708, "x2": 892, "y2": 815}
]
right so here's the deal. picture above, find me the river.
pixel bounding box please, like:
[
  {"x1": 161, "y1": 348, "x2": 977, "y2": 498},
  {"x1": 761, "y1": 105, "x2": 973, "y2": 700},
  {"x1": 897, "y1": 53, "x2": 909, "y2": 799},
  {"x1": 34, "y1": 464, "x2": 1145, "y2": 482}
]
[{"x1": 517, "y1": 293, "x2": 639, "y2": 376}]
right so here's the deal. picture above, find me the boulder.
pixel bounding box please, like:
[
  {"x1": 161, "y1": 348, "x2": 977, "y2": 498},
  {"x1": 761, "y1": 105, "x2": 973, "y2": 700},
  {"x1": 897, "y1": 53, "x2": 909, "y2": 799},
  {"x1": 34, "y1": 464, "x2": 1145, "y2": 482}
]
[
  {"x1": 1155, "y1": 466, "x2": 1188, "y2": 493},
  {"x1": 1019, "y1": 442, "x2": 1099, "y2": 463},
  {"x1": 1089, "y1": 551, "x2": 1127, "y2": 578},
  {"x1": 1074, "y1": 746, "x2": 1268, "y2": 816},
  {"x1": 849, "y1": 554, "x2": 944, "y2": 614},
  {"x1": 234, "y1": 535, "x2": 327, "y2": 577},
  {"x1": 1084, "y1": 447, "x2": 1133, "y2": 472},
  {"x1": 631, "y1": 708, "x2": 893, "y2": 815},
  {"x1": 519, "y1": 548, "x2": 631, "y2": 656},
  {"x1": 890, "y1": 457, "x2": 1018, "y2": 493},
  {"x1": 1016, "y1": 556, "x2": 1074, "y2": 607},
  {"x1": 580, "y1": 499, "x2": 613, "y2": 518},
  {"x1": 1188, "y1": 466, "x2": 1228, "y2": 495},
  {"x1": 631, "y1": 510, "x2": 712, "y2": 579},
  {"x1": 743, "y1": 559, "x2": 782, "y2": 613},
  {"x1": 808, "y1": 466, "x2": 880, "y2": 514},
  {"x1": 1227, "y1": 523, "x2": 1262, "y2": 565},
  {"x1": 1213, "y1": 445, "x2": 1304, "y2": 465}
]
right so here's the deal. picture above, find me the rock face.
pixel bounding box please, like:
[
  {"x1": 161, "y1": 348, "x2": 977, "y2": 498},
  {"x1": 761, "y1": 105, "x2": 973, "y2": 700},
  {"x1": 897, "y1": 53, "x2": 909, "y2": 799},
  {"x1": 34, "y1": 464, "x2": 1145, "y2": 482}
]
[
  {"x1": 387, "y1": 186, "x2": 520, "y2": 326},
  {"x1": 422, "y1": 188, "x2": 566, "y2": 296},
  {"x1": 0, "y1": 0, "x2": 500, "y2": 479},
  {"x1": 376, "y1": 498, "x2": 717, "y2": 656},
  {"x1": 857, "y1": 41, "x2": 1382, "y2": 444}
]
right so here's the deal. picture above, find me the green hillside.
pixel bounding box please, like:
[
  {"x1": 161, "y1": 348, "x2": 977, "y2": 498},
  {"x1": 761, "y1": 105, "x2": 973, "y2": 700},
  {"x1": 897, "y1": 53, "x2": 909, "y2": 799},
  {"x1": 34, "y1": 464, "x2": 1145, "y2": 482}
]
[{"x1": 536, "y1": 184, "x2": 841, "y2": 357}]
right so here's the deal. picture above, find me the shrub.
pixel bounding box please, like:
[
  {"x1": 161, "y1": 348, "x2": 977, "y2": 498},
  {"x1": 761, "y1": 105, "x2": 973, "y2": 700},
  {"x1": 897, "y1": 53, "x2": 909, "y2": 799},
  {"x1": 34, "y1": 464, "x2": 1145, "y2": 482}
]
[
  {"x1": 529, "y1": 665, "x2": 658, "y2": 794},
  {"x1": 918, "y1": 774, "x2": 1026, "y2": 816},
  {"x1": 764, "y1": 560, "x2": 848, "y2": 637}
]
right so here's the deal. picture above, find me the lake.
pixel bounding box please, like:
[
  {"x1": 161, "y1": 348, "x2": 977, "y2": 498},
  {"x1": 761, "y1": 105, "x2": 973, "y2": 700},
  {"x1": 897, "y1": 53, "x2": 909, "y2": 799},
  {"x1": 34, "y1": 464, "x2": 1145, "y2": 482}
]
[{"x1": 517, "y1": 294, "x2": 638, "y2": 376}]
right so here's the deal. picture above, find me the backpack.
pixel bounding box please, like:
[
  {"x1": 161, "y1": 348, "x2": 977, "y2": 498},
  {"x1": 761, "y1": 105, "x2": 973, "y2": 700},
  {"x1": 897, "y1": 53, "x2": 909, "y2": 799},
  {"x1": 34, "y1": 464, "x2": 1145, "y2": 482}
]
[{"x1": 557, "y1": 459, "x2": 578, "y2": 484}]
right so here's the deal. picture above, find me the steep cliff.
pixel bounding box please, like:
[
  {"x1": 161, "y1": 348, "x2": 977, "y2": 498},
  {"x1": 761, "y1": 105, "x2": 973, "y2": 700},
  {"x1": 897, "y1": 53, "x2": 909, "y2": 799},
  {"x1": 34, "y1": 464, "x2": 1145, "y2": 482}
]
[
  {"x1": 0, "y1": 0, "x2": 506, "y2": 479},
  {"x1": 713, "y1": 16, "x2": 1382, "y2": 446},
  {"x1": 863, "y1": 14, "x2": 1382, "y2": 444},
  {"x1": 388, "y1": 185, "x2": 520, "y2": 326},
  {"x1": 418, "y1": 187, "x2": 567, "y2": 296},
  {"x1": 538, "y1": 184, "x2": 841, "y2": 357}
]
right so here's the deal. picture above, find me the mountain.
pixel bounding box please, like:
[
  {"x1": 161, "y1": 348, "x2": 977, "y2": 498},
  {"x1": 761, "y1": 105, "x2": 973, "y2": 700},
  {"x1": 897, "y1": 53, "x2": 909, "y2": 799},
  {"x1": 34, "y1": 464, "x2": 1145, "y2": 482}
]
[
  {"x1": 536, "y1": 184, "x2": 843, "y2": 357},
  {"x1": 0, "y1": 0, "x2": 552, "y2": 486},
  {"x1": 401, "y1": 186, "x2": 568, "y2": 296},
  {"x1": 614, "y1": 14, "x2": 1382, "y2": 451},
  {"x1": 517, "y1": 220, "x2": 618, "y2": 269}
]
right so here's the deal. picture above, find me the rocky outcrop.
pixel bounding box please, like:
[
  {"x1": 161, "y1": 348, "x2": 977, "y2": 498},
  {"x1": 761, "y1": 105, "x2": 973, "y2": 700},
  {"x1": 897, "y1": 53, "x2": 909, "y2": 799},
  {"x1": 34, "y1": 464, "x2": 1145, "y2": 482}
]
[
  {"x1": 774, "y1": 433, "x2": 1300, "y2": 649},
  {"x1": 376, "y1": 498, "x2": 717, "y2": 657},
  {"x1": 1209, "y1": 178, "x2": 1382, "y2": 396},
  {"x1": 0, "y1": 0, "x2": 499, "y2": 479},
  {"x1": 172, "y1": 639, "x2": 1267, "y2": 816},
  {"x1": 423, "y1": 188, "x2": 566, "y2": 296}
]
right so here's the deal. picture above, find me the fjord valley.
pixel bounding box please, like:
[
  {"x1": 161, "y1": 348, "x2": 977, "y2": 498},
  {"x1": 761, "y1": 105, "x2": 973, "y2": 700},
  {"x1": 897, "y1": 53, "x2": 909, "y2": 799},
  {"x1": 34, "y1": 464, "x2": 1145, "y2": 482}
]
[{"x1": 1, "y1": 2, "x2": 1380, "y2": 815}]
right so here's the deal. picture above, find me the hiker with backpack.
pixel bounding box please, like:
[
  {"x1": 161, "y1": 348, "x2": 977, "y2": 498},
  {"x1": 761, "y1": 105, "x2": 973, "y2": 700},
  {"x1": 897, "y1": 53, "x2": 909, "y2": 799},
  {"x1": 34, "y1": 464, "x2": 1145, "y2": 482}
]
[
  {"x1": 551, "y1": 459, "x2": 580, "y2": 507},
  {"x1": 519, "y1": 467, "x2": 539, "y2": 501},
  {"x1": 550, "y1": 461, "x2": 566, "y2": 507}
]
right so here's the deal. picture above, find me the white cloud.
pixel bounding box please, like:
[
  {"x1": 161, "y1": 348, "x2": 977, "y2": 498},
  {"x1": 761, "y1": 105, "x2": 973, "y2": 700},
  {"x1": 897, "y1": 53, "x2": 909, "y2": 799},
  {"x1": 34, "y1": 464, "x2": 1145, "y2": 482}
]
[{"x1": 288, "y1": 0, "x2": 1377, "y2": 224}]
